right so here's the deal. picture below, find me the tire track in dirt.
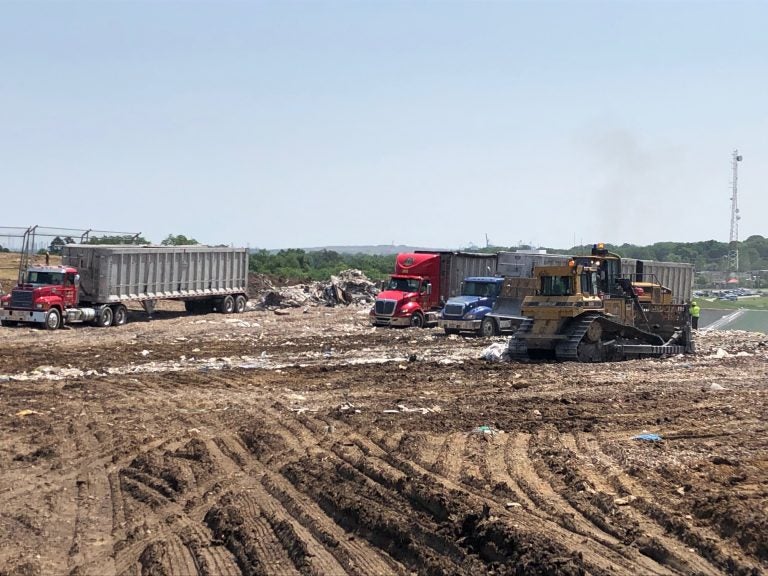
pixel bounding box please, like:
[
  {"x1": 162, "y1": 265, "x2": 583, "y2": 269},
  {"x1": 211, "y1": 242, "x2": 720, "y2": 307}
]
[
  {"x1": 318, "y1": 415, "x2": 625, "y2": 574},
  {"x1": 366, "y1": 422, "x2": 674, "y2": 574},
  {"x1": 110, "y1": 433, "x2": 241, "y2": 576},
  {"x1": 565, "y1": 431, "x2": 727, "y2": 576},
  {"x1": 580, "y1": 432, "x2": 765, "y2": 575},
  {"x1": 216, "y1": 433, "x2": 402, "y2": 575},
  {"x1": 244, "y1": 408, "x2": 511, "y2": 573},
  {"x1": 202, "y1": 436, "x2": 349, "y2": 575}
]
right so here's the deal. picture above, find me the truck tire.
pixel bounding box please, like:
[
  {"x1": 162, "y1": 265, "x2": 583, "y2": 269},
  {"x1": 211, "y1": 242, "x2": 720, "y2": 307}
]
[
  {"x1": 44, "y1": 309, "x2": 61, "y2": 330},
  {"x1": 479, "y1": 317, "x2": 496, "y2": 337},
  {"x1": 220, "y1": 295, "x2": 235, "y2": 314},
  {"x1": 184, "y1": 300, "x2": 200, "y2": 314},
  {"x1": 234, "y1": 294, "x2": 247, "y2": 313},
  {"x1": 410, "y1": 312, "x2": 425, "y2": 328},
  {"x1": 97, "y1": 306, "x2": 113, "y2": 327},
  {"x1": 113, "y1": 305, "x2": 128, "y2": 326}
]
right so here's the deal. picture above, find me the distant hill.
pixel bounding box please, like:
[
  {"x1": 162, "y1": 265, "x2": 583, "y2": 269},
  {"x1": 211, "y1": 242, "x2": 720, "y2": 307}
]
[
  {"x1": 305, "y1": 245, "x2": 456, "y2": 255},
  {"x1": 255, "y1": 245, "x2": 459, "y2": 255}
]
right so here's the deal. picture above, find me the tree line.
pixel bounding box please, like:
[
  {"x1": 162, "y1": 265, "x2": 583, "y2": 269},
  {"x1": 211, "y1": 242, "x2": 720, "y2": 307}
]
[
  {"x1": 254, "y1": 237, "x2": 768, "y2": 281},
  {"x1": 6, "y1": 234, "x2": 766, "y2": 281}
]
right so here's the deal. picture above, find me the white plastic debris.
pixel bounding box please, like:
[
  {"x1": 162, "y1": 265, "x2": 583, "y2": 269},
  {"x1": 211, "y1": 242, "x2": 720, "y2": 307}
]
[{"x1": 482, "y1": 342, "x2": 509, "y2": 362}]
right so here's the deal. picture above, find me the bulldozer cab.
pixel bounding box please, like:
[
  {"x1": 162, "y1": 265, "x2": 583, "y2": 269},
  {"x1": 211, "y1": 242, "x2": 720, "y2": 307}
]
[
  {"x1": 572, "y1": 243, "x2": 624, "y2": 298},
  {"x1": 534, "y1": 264, "x2": 599, "y2": 299}
]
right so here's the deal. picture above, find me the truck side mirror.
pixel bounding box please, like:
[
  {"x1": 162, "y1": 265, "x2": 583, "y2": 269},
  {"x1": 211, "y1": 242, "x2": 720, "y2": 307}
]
[
  {"x1": 74, "y1": 274, "x2": 80, "y2": 286},
  {"x1": 426, "y1": 284, "x2": 432, "y2": 295}
]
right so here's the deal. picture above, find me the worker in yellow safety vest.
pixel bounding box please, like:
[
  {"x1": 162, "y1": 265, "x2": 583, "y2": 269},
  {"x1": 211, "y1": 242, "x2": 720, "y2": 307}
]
[{"x1": 689, "y1": 301, "x2": 701, "y2": 329}]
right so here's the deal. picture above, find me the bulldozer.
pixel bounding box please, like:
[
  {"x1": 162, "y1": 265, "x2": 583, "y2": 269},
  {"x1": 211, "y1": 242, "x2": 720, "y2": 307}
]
[{"x1": 508, "y1": 244, "x2": 694, "y2": 362}]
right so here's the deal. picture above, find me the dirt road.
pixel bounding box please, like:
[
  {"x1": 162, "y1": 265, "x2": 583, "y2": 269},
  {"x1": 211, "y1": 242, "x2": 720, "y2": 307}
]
[{"x1": 1, "y1": 305, "x2": 766, "y2": 575}]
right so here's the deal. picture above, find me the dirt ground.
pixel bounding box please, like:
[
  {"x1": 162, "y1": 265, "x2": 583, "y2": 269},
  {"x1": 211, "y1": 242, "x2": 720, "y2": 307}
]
[{"x1": 0, "y1": 302, "x2": 766, "y2": 576}]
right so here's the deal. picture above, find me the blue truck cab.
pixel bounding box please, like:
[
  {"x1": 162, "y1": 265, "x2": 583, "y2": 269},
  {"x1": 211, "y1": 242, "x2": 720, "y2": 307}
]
[{"x1": 437, "y1": 276, "x2": 504, "y2": 336}]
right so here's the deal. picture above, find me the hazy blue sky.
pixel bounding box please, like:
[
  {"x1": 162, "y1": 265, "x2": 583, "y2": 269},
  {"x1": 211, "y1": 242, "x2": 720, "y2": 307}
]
[{"x1": 1, "y1": 1, "x2": 765, "y2": 250}]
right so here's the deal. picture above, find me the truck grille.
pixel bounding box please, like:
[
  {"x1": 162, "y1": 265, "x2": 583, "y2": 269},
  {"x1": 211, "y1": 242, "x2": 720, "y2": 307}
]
[
  {"x1": 374, "y1": 299, "x2": 396, "y2": 316},
  {"x1": 10, "y1": 290, "x2": 33, "y2": 309},
  {"x1": 443, "y1": 303, "x2": 464, "y2": 317}
]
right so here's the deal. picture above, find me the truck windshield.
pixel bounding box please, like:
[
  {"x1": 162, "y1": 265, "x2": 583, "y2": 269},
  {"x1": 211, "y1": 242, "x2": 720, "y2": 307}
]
[
  {"x1": 388, "y1": 278, "x2": 421, "y2": 292},
  {"x1": 463, "y1": 281, "x2": 497, "y2": 297},
  {"x1": 540, "y1": 275, "x2": 572, "y2": 296},
  {"x1": 24, "y1": 271, "x2": 64, "y2": 286}
]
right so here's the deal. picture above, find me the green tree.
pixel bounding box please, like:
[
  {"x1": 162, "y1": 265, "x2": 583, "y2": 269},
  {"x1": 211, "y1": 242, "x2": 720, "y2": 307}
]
[
  {"x1": 85, "y1": 234, "x2": 149, "y2": 245},
  {"x1": 161, "y1": 234, "x2": 199, "y2": 246}
]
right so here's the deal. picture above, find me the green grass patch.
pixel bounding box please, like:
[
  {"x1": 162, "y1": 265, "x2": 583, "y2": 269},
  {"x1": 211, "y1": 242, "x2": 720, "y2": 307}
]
[{"x1": 699, "y1": 296, "x2": 768, "y2": 311}]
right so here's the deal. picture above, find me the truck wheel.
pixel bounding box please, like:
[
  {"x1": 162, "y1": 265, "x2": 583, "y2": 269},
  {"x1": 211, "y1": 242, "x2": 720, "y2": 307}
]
[
  {"x1": 220, "y1": 295, "x2": 235, "y2": 314},
  {"x1": 410, "y1": 312, "x2": 425, "y2": 328},
  {"x1": 479, "y1": 317, "x2": 496, "y2": 337},
  {"x1": 97, "y1": 307, "x2": 113, "y2": 327},
  {"x1": 234, "y1": 295, "x2": 247, "y2": 313},
  {"x1": 113, "y1": 305, "x2": 128, "y2": 326},
  {"x1": 44, "y1": 309, "x2": 61, "y2": 330}
]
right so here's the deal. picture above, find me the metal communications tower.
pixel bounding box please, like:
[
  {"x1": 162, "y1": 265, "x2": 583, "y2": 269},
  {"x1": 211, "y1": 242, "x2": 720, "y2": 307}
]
[{"x1": 727, "y1": 150, "x2": 742, "y2": 277}]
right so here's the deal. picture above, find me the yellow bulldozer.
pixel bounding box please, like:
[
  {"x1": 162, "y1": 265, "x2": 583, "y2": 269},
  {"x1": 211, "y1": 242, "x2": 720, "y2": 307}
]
[{"x1": 508, "y1": 244, "x2": 694, "y2": 362}]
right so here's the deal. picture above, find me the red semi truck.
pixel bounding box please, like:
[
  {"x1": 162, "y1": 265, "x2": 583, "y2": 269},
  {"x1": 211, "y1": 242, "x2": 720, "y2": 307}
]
[
  {"x1": 369, "y1": 251, "x2": 498, "y2": 328},
  {"x1": 0, "y1": 245, "x2": 249, "y2": 329}
]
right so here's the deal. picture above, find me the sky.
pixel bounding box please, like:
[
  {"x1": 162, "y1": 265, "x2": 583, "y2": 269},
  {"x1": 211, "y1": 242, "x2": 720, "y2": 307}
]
[{"x1": 1, "y1": 0, "x2": 766, "y2": 251}]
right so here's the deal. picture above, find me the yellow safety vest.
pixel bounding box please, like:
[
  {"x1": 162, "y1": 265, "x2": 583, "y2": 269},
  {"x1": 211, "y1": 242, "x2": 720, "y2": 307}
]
[{"x1": 690, "y1": 304, "x2": 701, "y2": 318}]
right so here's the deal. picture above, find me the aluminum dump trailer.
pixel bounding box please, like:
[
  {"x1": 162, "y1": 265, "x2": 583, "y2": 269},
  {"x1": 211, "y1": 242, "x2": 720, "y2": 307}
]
[
  {"x1": 621, "y1": 259, "x2": 693, "y2": 304},
  {"x1": 62, "y1": 244, "x2": 249, "y2": 306},
  {"x1": 439, "y1": 251, "x2": 499, "y2": 299}
]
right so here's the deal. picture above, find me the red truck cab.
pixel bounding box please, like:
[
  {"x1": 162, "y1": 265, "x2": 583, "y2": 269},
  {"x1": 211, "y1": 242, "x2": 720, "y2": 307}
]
[
  {"x1": 369, "y1": 253, "x2": 442, "y2": 328},
  {"x1": 0, "y1": 266, "x2": 80, "y2": 329}
]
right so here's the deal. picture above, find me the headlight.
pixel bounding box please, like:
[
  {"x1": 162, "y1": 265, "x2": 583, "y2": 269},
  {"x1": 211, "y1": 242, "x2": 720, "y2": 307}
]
[
  {"x1": 465, "y1": 313, "x2": 476, "y2": 320},
  {"x1": 36, "y1": 303, "x2": 45, "y2": 309}
]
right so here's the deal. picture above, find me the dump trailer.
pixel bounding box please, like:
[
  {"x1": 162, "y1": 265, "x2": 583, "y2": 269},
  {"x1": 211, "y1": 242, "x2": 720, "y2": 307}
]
[
  {"x1": 370, "y1": 251, "x2": 498, "y2": 328},
  {"x1": 0, "y1": 245, "x2": 249, "y2": 329},
  {"x1": 507, "y1": 244, "x2": 694, "y2": 362}
]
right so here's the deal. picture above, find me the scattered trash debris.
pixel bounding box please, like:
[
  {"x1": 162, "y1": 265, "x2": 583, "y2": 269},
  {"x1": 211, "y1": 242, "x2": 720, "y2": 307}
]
[
  {"x1": 709, "y1": 383, "x2": 726, "y2": 391},
  {"x1": 482, "y1": 342, "x2": 509, "y2": 362},
  {"x1": 15, "y1": 409, "x2": 42, "y2": 417},
  {"x1": 632, "y1": 433, "x2": 663, "y2": 442},
  {"x1": 472, "y1": 425, "x2": 503, "y2": 436},
  {"x1": 614, "y1": 495, "x2": 637, "y2": 506},
  {"x1": 383, "y1": 404, "x2": 441, "y2": 415}
]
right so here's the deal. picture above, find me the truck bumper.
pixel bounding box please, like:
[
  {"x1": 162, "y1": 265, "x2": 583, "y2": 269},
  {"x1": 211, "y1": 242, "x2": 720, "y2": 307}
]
[
  {"x1": 370, "y1": 315, "x2": 412, "y2": 327},
  {"x1": 0, "y1": 309, "x2": 46, "y2": 324},
  {"x1": 438, "y1": 319, "x2": 481, "y2": 332}
]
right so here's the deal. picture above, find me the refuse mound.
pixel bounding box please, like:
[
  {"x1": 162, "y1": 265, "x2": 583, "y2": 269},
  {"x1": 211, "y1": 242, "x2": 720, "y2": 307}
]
[
  {"x1": 255, "y1": 269, "x2": 379, "y2": 309},
  {"x1": 694, "y1": 329, "x2": 768, "y2": 356}
]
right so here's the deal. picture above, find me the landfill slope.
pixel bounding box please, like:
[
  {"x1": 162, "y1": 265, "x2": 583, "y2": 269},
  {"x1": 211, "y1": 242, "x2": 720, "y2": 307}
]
[{"x1": 0, "y1": 306, "x2": 766, "y2": 576}]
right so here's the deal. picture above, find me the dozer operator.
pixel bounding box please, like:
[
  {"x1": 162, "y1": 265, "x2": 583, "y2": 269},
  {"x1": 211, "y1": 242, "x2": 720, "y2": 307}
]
[{"x1": 508, "y1": 244, "x2": 694, "y2": 362}]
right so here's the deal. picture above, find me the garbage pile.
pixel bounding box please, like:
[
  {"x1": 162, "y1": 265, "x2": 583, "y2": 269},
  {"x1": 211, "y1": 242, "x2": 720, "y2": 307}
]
[{"x1": 256, "y1": 269, "x2": 380, "y2": 309}]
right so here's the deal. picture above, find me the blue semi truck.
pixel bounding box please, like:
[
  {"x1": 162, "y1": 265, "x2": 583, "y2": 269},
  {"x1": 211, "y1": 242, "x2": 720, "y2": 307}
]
[{"x1": 437, "y1": 276, "x2": 505, "y2": 336}]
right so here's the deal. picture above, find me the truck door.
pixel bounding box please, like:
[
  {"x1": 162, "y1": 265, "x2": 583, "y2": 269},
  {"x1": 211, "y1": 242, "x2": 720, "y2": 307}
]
[
  {"x1": 420, "y1": 280, "x2": 434, "y2": 309},
  {"x1": 63, "y1": 272, "x2": 78, "y2": 308}
]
